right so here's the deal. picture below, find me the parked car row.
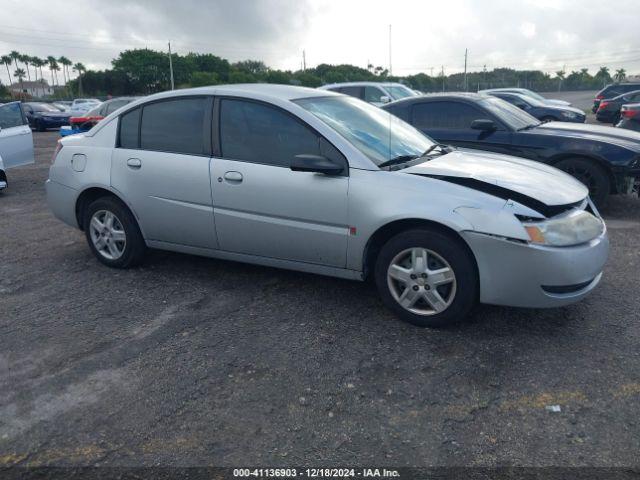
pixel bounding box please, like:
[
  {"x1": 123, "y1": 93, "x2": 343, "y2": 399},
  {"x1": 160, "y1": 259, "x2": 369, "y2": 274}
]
[{"x1": 3, "y1": 82, "x2": 639, "y2": 327}]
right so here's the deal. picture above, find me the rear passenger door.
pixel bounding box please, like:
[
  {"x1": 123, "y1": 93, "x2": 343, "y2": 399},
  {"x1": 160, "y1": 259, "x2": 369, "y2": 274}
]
[
  {"x1": 210, "y1": 98, "x2": 349, "y2": 267},
  {"x1": 410, "y1": 100, "x2": 513, "y2": 155},
  {"x1": 110, "y1": 96, "x2": 218, "y2": 249},
  {"x1": 0, "y1": 102, "x2": 33, "y2": 169}
]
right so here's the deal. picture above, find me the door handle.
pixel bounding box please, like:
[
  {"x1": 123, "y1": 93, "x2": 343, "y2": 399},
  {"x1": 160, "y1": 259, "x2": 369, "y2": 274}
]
[
  {"x1": 126, "y1": 158, "x2": 142, "y2": 169},
  {"x1": 223, "y1": 171, "x2": 243, "y2": 183}
]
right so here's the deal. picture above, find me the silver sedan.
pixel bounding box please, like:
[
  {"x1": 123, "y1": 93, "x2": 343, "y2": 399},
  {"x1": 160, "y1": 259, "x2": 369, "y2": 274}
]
[{"x1": 46, "y1": 84, "x2": 608, "y2": 327}]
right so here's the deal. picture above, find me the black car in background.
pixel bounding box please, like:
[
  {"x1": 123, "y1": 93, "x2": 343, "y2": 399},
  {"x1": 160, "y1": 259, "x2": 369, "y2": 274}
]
[
  {"x1": 22, "y1": 102, "x2": 71, "y2": 131},
  {"x1": 382, "y1": 93, "x2": 640, "y2": 206},
  {"x1": 617, "y1": 103, "x2": 640, "y2": 132},
  {"x1": 596, "y1": 90, "x2": 640, "y2": 124},
  {"x1": 487, "y1": 91, "x2": 586, "y2": 123},
  {"x1": 593, "y1": 83, "x2": 640, "y2": 113}
]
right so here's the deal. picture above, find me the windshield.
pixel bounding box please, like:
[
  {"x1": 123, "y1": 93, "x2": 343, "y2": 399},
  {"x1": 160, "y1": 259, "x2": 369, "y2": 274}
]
[
  {"x1": 386, "y1": 85, "x2": 416, "y2": 100},
  {"x1": 295, "y1": 96, "x2": 435, "y2": 166},
  {"x1": 513, "y1": 94, "x2": 545, "y2": 107},
  {"x1": 481, "y1": 96, "x2": 540, "y2": 130},
  {"x1": 516, "y1": 89, "x2": 547, "y2": 102}
]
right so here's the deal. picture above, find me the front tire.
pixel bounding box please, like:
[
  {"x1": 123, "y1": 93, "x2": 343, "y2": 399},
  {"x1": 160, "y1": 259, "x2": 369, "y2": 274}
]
[
  {"x1": 374, "y1": 228, "x2": 478, "y2": 328},
  {"x1": 83, "y1": 196, "x2": 146, "y2": 268},
  {"x1": 554, "y1": 157, "x2": 610, "y2": 208}
]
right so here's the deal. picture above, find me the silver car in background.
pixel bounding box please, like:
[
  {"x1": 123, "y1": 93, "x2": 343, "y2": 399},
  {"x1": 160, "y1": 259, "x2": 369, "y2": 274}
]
[{"x1": 46, "y1": 84, "x2": 608, "y2": 327}]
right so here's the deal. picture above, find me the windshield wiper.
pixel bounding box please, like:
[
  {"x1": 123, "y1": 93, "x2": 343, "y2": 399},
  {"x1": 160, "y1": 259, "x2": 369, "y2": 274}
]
[
  {"x1": 421, "y1": 143, "x2": 453, "y2": 156},
  {"x1": 377, "y1": 155, "x2": 420, "y2": 169},
  {"x1": 378, "y1": 144, "x2": 454, "y2": 170}
]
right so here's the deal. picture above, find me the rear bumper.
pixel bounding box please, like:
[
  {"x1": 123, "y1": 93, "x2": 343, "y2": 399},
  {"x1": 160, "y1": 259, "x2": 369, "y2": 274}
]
[
  {"x1": 45, "y1": 179, "x2": 79, "y2": 228},
  {"x1": 461, "y1": 230, "x2": 609, "y2": 308}
]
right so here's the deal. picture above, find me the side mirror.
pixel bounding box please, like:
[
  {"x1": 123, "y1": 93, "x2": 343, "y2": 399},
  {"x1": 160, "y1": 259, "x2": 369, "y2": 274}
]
[
  {"x1": 380, "y1": 95, "x2": 391, "y2": 104},
  {"x1": 470, "y1": 119, "x2": 497, "y2": 131},
  {"x1": 290, "y1": 154, "x2": 343, "y2": 175}
]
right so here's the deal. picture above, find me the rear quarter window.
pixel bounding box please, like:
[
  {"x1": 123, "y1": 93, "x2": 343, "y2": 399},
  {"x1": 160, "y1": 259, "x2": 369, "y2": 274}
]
[{"x1": 118, "y1": 107, "x2": 141, "y2": 149}]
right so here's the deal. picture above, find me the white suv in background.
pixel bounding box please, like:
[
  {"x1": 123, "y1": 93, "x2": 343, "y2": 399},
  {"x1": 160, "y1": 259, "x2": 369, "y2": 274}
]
[{"x1": 318, "y1": 82, "x2": 418, "y2": 106}]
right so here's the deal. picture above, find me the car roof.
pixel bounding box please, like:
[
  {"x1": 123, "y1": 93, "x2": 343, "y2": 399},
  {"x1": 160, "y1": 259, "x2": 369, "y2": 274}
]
[
  {"x1": 386, "y1": 91, "x2": 488, "y2": 107},
  {"x1": 126, "y1": 84, "x2": 341, "y2": 105},
  {"x1": 481, "y1": 88, "x2": 528, "y2": 93},
  {"x1": 614, "y1": 90, "x2": 640, "y2": 99},
  {"x1": 319, "y1": 81, "x2": 408, "y2": 89}
]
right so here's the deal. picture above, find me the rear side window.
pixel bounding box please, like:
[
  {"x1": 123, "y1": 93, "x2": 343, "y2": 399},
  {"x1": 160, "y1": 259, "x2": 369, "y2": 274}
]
[
  {"x1": 140, "y1": 98, "x2": 208, "y2": 155},
  {"x1": 220, "y1": 99, "x2": 322, "y2": 167},
  {"x1": 118, "y1": 107, "x2": 141, "y2": 149},
  {"x1": 412, "y1": 101, "x2": 489, "y2": 129}
]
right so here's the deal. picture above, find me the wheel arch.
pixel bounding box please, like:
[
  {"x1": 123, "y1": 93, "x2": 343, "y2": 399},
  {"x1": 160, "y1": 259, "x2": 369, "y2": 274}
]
[
  {"x1": 75, "y1": 186, "x2": 140, "y2": 233},
  {"x1": 548, "y1": 153, "x2": 617, "y2": 193},
  {"x1": 362, "y1": 218, "x2": 479, "y2": 281}
]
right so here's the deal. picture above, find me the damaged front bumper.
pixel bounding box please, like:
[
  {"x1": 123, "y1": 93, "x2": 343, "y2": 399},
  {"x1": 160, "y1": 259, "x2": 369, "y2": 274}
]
[{"x1": 461, "y1": 230, "x2": 609, "y2": 308}]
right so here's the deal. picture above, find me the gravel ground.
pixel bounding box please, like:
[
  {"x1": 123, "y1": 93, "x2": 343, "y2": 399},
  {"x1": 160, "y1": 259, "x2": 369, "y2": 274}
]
[{"x1": 1, "y1": 131, "x2": 639, "y2": 468}]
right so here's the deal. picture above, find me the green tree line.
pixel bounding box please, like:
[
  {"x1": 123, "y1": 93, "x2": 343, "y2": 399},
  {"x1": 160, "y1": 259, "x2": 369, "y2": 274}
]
[{"x1": 0, "y1": 47, "x2": 631, "y2": 99}]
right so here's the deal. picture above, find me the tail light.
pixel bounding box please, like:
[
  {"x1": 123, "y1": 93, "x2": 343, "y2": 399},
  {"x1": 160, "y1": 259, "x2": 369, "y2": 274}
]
[
  {"x1": 597, "y1": 101, "x2": 610, "y2": 111},
  {"x1": 596, "y1": 94, "x2": 604, "y2": 100},
  {"x1": 52, "y1": 139, "x2": 63, "y2": 162},
  {"x1": 621, "y1": 108, "x2": 639, "y2": 119}
]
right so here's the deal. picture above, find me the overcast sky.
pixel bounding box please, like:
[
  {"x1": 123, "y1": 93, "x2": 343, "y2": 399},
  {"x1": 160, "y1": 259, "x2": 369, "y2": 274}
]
[{"x1": 1, "y1": 0, "x2": 639, "y2": 84}]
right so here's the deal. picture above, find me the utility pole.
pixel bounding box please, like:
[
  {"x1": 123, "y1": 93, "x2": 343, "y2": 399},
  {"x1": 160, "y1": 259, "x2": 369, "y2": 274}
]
[
  {"x1": 429, "y1": 67, "x2": 434, "y2": 77},
  {"x1": 303, "y1": 50, "x2": 307, "y2": 71},
  {"x1": 168, "y1": 41, "x2": 175, "y2": 90},
  {"x1": 463, "y1": 48, "x2": 468, "y2": 91},
  {"x1": 441, "y1": 65, "x2": 445, "y2": 92},
  {"x1": 388, "y1": 24, "x2": 392, "y2": 76}
]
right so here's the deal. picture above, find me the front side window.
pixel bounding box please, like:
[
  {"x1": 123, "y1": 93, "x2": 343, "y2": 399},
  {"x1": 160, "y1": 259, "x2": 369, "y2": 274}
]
[
  {"x1": 412, "y1": 101, "x2": 490, "y2": 130},
  {"x1": 295, "y1": 95, "x2": 434, "y2": 167},
  {"x1": 364, "y1": 87, "x2": 385, "y2": 103},
  {"x1": 0, "y1": 103, "x2": 25, "y2": 129},
  {"x1": 220, "y1": 99, "x2": 321, "y2": 167},
  {"x1": 140, "y1": 98, "x2": 208, "y2": 155}
]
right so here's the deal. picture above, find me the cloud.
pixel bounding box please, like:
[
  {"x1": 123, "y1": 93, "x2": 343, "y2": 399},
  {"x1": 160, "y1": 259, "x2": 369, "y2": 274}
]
[{"x1": 0, "y1": 0, "x2": 639, "y2": 85}]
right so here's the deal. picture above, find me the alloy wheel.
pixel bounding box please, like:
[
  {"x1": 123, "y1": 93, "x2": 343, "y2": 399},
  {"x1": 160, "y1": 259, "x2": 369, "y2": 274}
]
[
  {"x1": 386, "y1": 247, "x2": 457, "y2": 316},
  {"x1": 89, "y1": 210, "x2": 127, "y2": 260}
]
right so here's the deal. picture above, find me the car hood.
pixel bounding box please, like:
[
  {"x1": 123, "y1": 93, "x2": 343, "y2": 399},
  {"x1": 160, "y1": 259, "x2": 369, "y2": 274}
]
[
  {"x1": 546, "y1": 99, "x2": 571, "y2": 107},
  {"x1": 401, "y1": 149, "x2": 587, "y2": 211},
  {"x1": 533, "y1": 121, "x2": 640, "y2": 151}
]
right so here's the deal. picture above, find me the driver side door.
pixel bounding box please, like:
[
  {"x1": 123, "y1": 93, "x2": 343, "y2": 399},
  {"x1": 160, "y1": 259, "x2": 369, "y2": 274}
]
[
  {"x1": 210, "y1": 98, "x2": 350, "y2": 267},
  {"x1": 0, "y1": 102, "x2": 34, "y2": 169}
]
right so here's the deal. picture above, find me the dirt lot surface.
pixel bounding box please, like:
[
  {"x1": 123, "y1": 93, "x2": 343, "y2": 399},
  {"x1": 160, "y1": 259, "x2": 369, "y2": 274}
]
[{"x1": 1, "y1": 131, "x2": 639, "y2": 468}]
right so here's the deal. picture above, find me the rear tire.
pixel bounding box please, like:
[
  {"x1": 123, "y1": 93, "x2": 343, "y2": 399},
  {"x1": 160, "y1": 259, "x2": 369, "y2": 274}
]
[
  {"x1": 554, "y1": 157, "x2": 610, "y2": 208},
  {"x1": 374, "y1": 228, "x2": 478, "y2": 328},
  {"x1": 83, "y1": 196, "x2": 146, "y2": 268}
]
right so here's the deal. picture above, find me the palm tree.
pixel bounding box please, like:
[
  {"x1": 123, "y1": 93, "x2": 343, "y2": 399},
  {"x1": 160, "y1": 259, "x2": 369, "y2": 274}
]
[
  {"x1": 596, "y1": 66, "x2": 611, "y2": 87},
  {"x1": 58, "y1": 56, "x2": 72, "y2": 85},
  {"x1": 9, "y1": 50, "x2": 20, "y2": 71},
  {"x1": 614, "y1": 68, "x2": 626, "y2": 83},
  {"x1": 555, "y1": 69, "x2": 566, "y2": 91},
  {"x1": 14, "y1": 67, "x2": 26, "y2": 94},
  {"x1": 73, "y1": 62, "x2": 86, "y2": 96},
  {"x1": 1, "y1": 55, "x2": 12, "y2": 86},
  {"x1": 19, "y1": 54, "x2": 31, "y2": 83}
]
